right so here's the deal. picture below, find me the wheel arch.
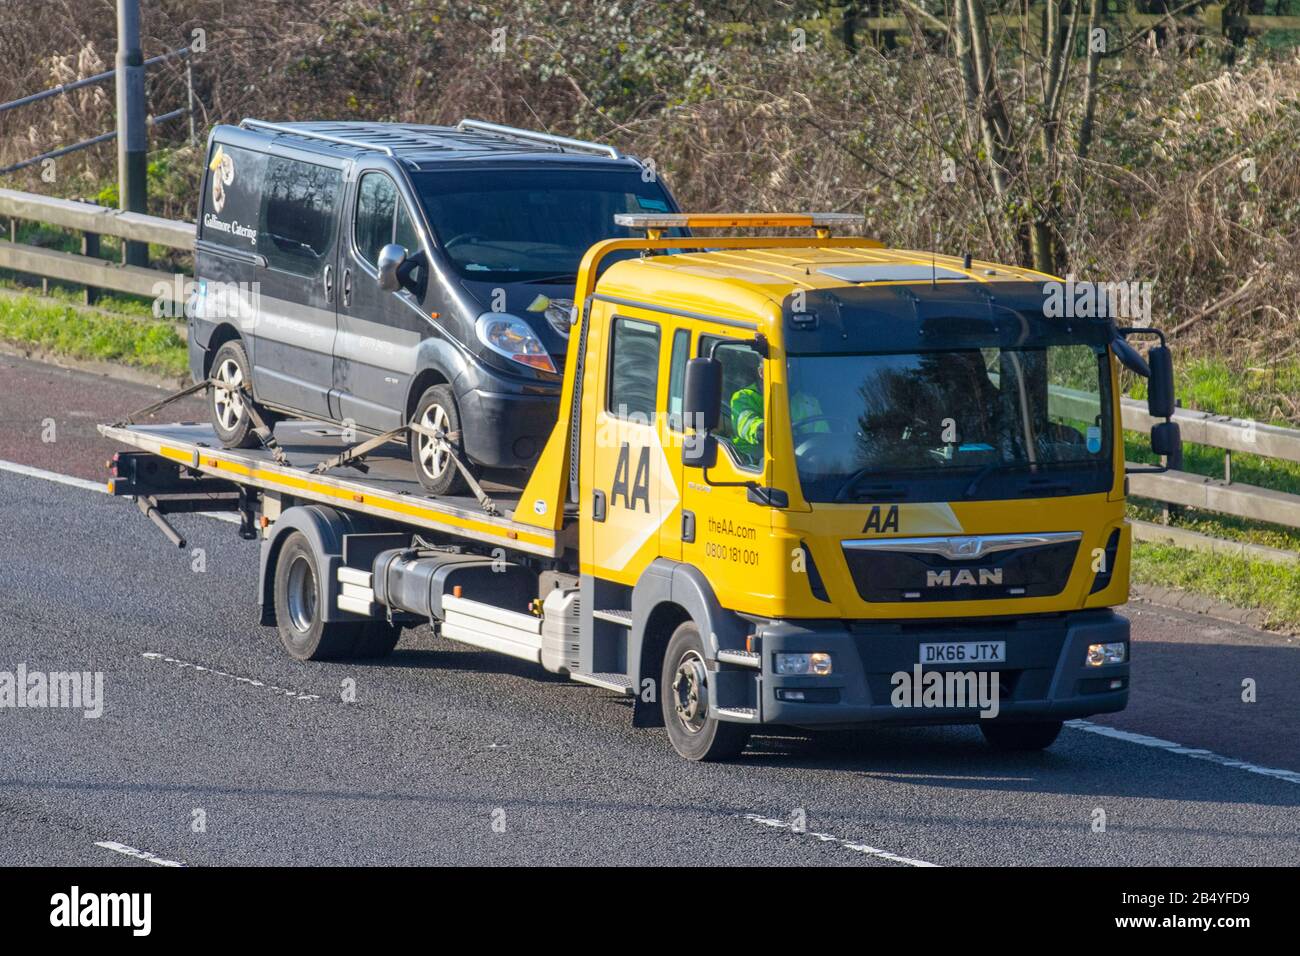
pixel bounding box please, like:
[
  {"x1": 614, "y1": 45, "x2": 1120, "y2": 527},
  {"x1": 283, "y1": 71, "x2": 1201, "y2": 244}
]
[
  {"x1": 258, "y1": 505, "x2": 381, "y2": 626},
  {"x1": 203, "y1": 323, "x2": 243, "y2": 379},
  {"x1": 629, "y1": 558, "x2": 752, "y2": 727}
]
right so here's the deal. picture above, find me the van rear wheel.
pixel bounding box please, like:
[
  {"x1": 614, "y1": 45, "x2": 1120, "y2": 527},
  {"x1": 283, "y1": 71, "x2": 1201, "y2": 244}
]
[
  {"x1": 411, "y1": 385, "x2": 477, "y2": 496},
  {"x1": 209, "y1": 340, "x2": 268, "y2": 449}
]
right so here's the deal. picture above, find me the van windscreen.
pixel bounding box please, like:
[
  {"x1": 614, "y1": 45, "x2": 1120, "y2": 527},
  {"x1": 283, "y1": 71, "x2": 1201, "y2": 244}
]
[{"x1": 411, "y1": 167, "x2": 676, "y2": 283}]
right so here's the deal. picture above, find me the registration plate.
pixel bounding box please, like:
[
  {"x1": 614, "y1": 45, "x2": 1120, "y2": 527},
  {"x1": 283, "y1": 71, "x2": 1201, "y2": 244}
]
[{"x1": 918, "y1": 640, "x2": 1006, "y2": 664}]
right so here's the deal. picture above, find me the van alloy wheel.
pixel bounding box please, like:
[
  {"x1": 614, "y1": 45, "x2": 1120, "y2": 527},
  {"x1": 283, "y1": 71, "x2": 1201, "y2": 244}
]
[
  {"x1": 417, "y1": 403, "x2": 452, "y2": 481},
  {"x1": 212, "y1": 357, "x2": 247, "y2": 431}
]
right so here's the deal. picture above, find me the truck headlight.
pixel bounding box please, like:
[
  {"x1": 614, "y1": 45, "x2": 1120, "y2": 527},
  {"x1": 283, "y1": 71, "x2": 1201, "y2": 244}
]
[
  {"x1": 475, "y1": 313, "x2": 556, "y2": 373},
  {"x1": 1086, "y1": 642, "x2": 1127, "y2": 667},
  {"x1": 775, "y1": 652, "x2": 833, "y2": 676}
]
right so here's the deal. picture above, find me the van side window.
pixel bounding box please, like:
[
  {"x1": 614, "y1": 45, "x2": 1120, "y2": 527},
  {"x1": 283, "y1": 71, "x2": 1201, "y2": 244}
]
[
  {"x1": 701, "y1": 334, "x2": 764, "y2": 470},
  {"x1": 356, "y1": 172, "x2": 421, "y2": 269},
  {"x1": 260, "y1": 156, "x2": 341, "y2": 276},
  {"x1": 608, "y1": 318, "x2": 660, "y2": 421},
  {"x1": 666, "y1": 329, "x2": 691, "y2": 431}
]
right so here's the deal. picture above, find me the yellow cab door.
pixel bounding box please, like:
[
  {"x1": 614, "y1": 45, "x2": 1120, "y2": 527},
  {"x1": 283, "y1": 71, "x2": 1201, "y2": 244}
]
[
  {"x1": 582, "y1": 307, "x2": 675, "y2": 587},
  {"x1": 679, "y1": 330, "x2": 781, "y2": 614}
]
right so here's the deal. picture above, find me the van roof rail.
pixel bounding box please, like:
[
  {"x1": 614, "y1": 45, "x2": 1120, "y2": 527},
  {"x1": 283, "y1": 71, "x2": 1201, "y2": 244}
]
[
  {"x1": 238, "y1": 119, "x2": 396, "y2": 156},
  {"x1": 456, "y1": 119, "x2": 622, "y2": 159}
]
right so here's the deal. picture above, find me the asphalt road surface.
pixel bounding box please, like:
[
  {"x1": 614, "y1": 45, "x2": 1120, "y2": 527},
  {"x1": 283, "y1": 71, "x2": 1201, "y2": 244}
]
[{"x1": 1, "y1": 355, "x2": 1297, "y2": 866}]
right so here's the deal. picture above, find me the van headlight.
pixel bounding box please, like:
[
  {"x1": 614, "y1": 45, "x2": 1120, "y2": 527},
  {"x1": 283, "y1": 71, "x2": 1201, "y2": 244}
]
[{"x1": 475, "y1": 313, "x2": 556, "y2": 373}]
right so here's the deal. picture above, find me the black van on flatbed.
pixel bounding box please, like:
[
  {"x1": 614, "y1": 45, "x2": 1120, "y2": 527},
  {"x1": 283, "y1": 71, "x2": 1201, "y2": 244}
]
[{"x1": 190, "y1": 119, "x2": 680, "y2": 494}]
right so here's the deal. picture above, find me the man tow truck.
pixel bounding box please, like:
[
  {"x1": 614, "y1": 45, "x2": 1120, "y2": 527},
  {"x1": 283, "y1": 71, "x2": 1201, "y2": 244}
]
[{"x1": 102, "y1": 212, "x2": 1179, "y2": 761}]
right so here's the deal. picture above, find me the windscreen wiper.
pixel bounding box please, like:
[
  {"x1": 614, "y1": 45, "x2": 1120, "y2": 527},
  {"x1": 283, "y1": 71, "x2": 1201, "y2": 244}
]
[
  {"x1": 834, "y1": 468, "x2": 910, "y2": 503},
  {"x1": 524, "y1": 273, "x2": 579, "y2": 285}
]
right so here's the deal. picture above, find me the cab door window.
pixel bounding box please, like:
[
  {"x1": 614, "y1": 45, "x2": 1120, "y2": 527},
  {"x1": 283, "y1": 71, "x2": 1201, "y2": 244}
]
[{"x1": 702, "y1": 335, "x2": 765, "y2": 470}]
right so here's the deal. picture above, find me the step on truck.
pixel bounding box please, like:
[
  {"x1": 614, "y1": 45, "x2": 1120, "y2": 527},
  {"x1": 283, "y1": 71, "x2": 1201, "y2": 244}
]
[{"x1": 102, "y1": 211, "x2": 1180, "y2": 761}]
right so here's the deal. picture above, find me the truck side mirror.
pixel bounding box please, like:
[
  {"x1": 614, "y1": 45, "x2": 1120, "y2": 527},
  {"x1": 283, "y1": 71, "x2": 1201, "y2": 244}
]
[
  {"x1": 682, "y1": 357, "x2": 722, "y2": 469},
  {"x1": 1146, "y1": 345, "x2": 1175, "y2": 419},
  {"x1": 377, "y1": 243, "x2": 408, "y2": 293},
  {"x1": 683, "y1": 357, "x2": 722, "y2": 432},
  {"x1": 1151, "y1": 420, "x2": 1181, "y2": 460}
]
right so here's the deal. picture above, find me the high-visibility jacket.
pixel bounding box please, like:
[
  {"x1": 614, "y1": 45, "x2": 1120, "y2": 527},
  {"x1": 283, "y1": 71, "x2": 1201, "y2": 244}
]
[{"x1": 730, "y1": 387, "x2": 825, "y2": 460}]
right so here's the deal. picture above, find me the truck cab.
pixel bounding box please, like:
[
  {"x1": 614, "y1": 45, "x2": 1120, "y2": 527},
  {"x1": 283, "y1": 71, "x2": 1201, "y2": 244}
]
[{"x1": 515, "y1": 213, "x2": 1179, "y2": 759}]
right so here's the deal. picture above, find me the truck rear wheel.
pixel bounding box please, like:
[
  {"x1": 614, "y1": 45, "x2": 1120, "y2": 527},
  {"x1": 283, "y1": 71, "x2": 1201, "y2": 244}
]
[
  {"x1": 661, "y1": 622, "x2": 751, "y2": 761},
  {"x1": 980, "y1": 720, "x2": 1064, "y2": 751},
  {"x1": 275, "y1": 532, "x2": 362, "y2": 661}
]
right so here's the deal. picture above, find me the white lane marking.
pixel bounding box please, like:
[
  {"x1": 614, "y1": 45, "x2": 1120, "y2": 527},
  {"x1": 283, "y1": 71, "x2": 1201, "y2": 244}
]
[
  {"x1": 1, "y1": 457, "x2": 240, "y2": 524},
  {"x1": 95, "y1": 840, "x2": 187, "y2": 867},
  {"x1": 741, "y1": 813, "x2": 939, "y2": 867},
  {"x1": 142, "y1": 652, "x2": 320, "y2": 701},
  {"x1": 0, "y1": 458, "x2": 107, "y2": 493},
  {"x1": 1067, "y1": 720, "x2": 1300, "y2": 786}
]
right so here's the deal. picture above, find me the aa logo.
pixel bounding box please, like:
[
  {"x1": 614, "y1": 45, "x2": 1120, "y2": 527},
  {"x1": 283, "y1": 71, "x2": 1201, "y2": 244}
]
[
  {"x1": 611, "y1": 442, "x2": 651, "y2": 513},
  {"x1": 861, "y1": 504, "x2": 900, "y2": 533}
]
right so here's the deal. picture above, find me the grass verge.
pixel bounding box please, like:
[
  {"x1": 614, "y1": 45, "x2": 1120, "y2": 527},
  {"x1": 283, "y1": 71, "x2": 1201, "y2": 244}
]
[
  {"x1": 0, "y1": 292, "x2": 186, "y2": 377},
  {"x1": 1131, "y1": 542, "x2": 1300, "y2": 632}
]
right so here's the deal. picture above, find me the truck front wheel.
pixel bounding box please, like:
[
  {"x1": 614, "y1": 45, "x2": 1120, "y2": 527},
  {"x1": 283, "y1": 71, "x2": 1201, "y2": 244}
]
[
  {"x1": 661, "y1": 622, "x2": 751, "y2": 762},
  {"x1": 979, "y1": 720, "x2": 1064, "y2": 751}
]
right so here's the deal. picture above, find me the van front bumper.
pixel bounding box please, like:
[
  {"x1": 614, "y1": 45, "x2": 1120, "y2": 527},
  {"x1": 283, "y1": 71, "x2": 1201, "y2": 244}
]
[
  {"x1": 456, "y1": 386, "x2": 560, "y2": 470},
  {"x1": 719, "y1": 608, "x2": 1129, "y2": 726}
]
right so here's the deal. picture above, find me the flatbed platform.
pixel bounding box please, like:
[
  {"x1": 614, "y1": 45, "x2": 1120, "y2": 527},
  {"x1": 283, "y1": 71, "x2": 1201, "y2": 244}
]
[{"x1": 98, "y1": 421, "x2": 568, "y2": 557}]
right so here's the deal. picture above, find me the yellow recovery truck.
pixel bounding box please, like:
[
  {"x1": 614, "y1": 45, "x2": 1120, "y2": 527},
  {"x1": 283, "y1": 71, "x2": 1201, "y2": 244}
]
[{"x1": 102, "y1": 213, "x2": 1179, "y2": 761}]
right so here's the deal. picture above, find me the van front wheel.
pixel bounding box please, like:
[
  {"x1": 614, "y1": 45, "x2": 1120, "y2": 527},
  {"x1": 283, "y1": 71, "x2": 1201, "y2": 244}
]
[{"x1": 410, "y1": 385, "x2": 477, "y2": 496}]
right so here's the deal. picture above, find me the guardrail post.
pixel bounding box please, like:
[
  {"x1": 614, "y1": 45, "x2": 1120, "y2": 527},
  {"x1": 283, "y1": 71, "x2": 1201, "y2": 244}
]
[
  {"x1": 1224, "y1": 449, "x2": 1233, "y2": 485},
  {"x1": 116, "y1": 0, "x2": 149, "y2": 268},
  {"x1": 82, "y1": 231, "x2": 101, "y2": 305}
]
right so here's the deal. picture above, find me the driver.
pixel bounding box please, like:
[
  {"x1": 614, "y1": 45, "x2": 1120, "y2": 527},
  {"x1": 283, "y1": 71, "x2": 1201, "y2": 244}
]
[{"x1": 731, "y1": 363, "x2": 825, "y2": 462}]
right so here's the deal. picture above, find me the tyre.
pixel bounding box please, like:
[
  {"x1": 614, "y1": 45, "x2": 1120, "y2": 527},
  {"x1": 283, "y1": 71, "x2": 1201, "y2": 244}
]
[
  {"x1": 979, "y1": 719, "x2": 1064, "y2": 751},
  {"x1": 661, "y1": 622, "x2": 751, "y2": 761},
  {"x1": 274, "y1": 532, "x2": 362, "y2": 661},
  {"x1": 352, "y1": 621, "x2": 402, "y2": 659},
  {"x1": 209, "y1": 340, "x2": 268, "y2": 449},
  {"x1": 410, "y1": 384, "x2": 477, "y2": 496}
]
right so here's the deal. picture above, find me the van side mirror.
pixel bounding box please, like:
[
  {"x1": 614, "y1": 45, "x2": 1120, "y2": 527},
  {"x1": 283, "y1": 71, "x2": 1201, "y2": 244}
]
[
  {"x1": 377, "y1": 243, "x2": 407, "y2": 293},
  {"x1": 1146, "y1": 345, "x2": 1175, "y2": 419}
]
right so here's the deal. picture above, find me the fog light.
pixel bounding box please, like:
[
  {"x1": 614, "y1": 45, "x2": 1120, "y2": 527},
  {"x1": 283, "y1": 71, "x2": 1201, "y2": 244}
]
[
  {"x1": 1086, "y1": 642, "x2": 1127, "y2": 667},
  {"x1": 774, "y1": 652, "x2": 833, "y2": 676}
]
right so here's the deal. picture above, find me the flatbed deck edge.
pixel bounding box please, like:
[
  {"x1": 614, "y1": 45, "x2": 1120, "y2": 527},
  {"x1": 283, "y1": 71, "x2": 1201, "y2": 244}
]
[{"x1": 98, "y1": 422, "x2": 566, "y2": 558}]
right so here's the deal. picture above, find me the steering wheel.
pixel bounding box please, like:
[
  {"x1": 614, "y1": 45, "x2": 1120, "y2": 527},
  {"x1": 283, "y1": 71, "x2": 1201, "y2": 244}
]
[
  {"x1": 444, "y1": 232, "x2": 486, "y2": 249},
  {"x1": 792, "y1": 415, "x2": 854, "y2": 466}
]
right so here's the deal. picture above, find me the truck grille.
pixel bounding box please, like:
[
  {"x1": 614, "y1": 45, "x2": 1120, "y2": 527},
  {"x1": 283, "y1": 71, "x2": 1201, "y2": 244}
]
[{"x1": 841, "y1": 532, "x2": 1081, "y2": 603}]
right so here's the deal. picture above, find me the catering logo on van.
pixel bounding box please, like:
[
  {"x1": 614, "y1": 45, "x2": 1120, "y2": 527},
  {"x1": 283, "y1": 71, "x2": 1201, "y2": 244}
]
[{"x1": 209, "y1": 145, "x2": 235, "y2": 213}]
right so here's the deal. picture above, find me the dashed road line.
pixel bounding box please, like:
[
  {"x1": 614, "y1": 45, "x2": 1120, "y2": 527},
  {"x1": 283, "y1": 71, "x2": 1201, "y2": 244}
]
[
  {"x1": 741, "y1": 813, "x2": 939, "y2": 867},
  {"x1": 1067, "y1": 720, "x2": 1300, "y2": 786},
  {"x1": 142, "y1": 652, "x2": 321, "y2": 701},
  {"x1": 94, "y1": 840, "x2": 187, "y2": 867}
]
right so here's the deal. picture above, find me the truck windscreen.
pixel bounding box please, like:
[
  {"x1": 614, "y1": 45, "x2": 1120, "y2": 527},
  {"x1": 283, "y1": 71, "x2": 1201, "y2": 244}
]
[
  {"x1": 785, "y1": 343, "x2": 1114, "y2": 503},
  {"x1": 411, "y1": 167, "x2": 677, "y2": 284}
]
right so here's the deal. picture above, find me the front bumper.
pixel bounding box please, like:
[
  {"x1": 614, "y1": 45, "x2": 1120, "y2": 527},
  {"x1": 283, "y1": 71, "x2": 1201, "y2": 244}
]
[{"x1": 716, "y1": 608, "x2": 1129, "y2": 726}]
